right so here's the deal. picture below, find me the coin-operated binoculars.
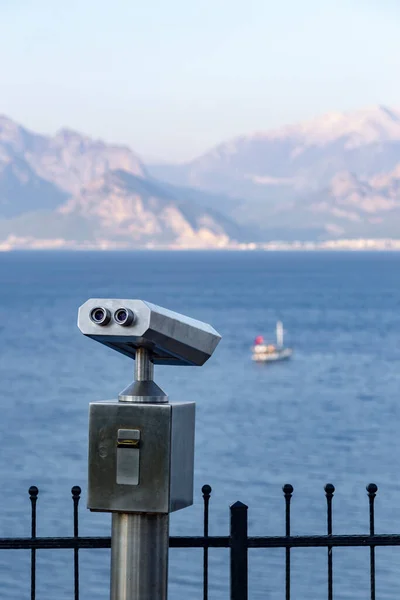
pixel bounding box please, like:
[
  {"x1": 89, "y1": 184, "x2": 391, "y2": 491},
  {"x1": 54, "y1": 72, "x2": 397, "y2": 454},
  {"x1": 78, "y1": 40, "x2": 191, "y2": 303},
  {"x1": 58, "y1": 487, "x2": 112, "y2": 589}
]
[{"x1": 78, "y1": 299, "x2": 221, "y2": 600}]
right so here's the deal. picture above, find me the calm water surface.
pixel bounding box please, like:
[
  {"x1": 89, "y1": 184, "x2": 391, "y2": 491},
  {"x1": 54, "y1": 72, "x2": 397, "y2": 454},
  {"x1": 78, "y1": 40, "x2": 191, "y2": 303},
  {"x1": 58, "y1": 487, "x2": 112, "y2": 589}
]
[{"x1": 1, "y1": 250, "x2": 400, "y2": 599}]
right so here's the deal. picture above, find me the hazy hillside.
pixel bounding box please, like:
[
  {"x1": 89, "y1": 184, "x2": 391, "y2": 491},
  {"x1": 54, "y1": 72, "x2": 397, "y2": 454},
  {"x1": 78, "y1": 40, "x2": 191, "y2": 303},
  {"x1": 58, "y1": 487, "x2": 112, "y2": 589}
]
[
  {"x1": 2, "y1": 106, "x2": 400, "y2": 249},
  {"x1": 0, "y1": 117, "x2": 239, "y2": 249},
  {"x1": 149, "y1": 106, "x2": 400, "y2": 240}
]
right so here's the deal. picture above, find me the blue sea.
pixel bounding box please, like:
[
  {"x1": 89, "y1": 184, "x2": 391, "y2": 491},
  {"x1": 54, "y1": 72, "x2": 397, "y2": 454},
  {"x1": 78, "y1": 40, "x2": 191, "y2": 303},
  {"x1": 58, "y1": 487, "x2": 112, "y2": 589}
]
[{"x1": 1, "y1": 250, "x2": 400, "y2": 599}]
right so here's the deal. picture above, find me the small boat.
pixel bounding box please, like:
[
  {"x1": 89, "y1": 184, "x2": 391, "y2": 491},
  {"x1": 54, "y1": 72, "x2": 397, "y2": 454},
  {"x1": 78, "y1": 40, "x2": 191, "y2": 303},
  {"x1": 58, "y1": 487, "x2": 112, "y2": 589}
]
[{"x1": 251, "y1": 321, "x2": 293, "y2": 362}]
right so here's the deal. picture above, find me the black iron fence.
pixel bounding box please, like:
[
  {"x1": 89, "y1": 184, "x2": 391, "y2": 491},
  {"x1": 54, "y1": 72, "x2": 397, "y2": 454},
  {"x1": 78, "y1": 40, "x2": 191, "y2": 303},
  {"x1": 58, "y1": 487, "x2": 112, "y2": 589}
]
[{"x1": 1, "y1": 483, "x2": 399, "y2": 600}]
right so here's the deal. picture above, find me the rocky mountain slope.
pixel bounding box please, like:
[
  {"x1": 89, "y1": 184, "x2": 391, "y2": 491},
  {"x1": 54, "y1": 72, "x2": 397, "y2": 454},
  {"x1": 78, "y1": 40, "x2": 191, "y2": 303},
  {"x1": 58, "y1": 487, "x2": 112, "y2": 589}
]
[
  {"x1": 2, "y1": 106, "x2": 400, "y2": 248},
  {"x1": 149, "y1": 106, "x2": 400, "y2": 240},
  {"x1": 0, "y1": 117, "x2": 238, "y2": 249}
]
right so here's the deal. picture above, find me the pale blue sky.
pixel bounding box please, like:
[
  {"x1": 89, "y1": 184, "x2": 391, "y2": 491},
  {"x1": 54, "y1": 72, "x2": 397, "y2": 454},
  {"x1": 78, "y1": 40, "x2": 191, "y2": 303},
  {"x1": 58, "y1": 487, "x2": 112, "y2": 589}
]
[{"x1": 0, "y1": 0, "x2": 399, "y2": 161}]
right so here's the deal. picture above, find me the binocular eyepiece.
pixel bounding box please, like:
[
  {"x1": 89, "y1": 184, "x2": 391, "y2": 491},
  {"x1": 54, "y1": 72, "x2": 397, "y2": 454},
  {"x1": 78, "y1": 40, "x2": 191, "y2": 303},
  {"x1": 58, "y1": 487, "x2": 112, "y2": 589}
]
[{"x1": 90, "y1": 306, "x2": 135, "y2": 327}]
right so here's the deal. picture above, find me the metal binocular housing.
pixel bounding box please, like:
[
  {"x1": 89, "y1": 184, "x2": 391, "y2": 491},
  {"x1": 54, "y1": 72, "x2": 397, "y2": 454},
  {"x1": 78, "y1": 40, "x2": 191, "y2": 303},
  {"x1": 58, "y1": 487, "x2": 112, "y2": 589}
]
[
  {"x1": 78, "y1": 298, "x2": 221, "y2": 515},
  {"x1": 79, "y1": 298, "x2": 221, "y2": 599},
  {"x1": 78, "y1": 298, "x2": 220, "y2": 367}
]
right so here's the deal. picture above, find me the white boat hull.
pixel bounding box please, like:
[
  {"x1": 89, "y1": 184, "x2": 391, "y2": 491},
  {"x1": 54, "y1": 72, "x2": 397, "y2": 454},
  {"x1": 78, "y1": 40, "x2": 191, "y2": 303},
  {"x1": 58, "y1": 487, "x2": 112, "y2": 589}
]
[{"x1": 252, "y1": 347, "x2": 293, "y2": 362}]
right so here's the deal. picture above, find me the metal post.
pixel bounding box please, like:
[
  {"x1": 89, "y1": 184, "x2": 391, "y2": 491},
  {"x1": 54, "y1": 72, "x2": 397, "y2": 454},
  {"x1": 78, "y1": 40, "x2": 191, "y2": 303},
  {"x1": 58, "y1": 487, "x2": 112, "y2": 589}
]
[
  {"x1": 230, "y1": 501, "x2": 248, "y2": 600},
  {"x1": 135, "y1": 347, "x2": 154, "y2": 382},
  {"x1": 111, "y1": 347, "x2": 169, "y2": 600},
  {"x1": 111, "y1": 513, "x2": 169, "y2": 600}
]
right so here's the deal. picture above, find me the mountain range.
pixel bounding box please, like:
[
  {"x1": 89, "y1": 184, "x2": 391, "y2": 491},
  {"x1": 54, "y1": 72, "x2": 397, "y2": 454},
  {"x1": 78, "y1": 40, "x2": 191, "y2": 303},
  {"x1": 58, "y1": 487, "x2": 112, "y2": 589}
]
[
  {"x1": 0, "y1": 117, "x2": 238, "y2": 249},
  {"x1": 150, "y1": 105, "x2": 400, "y2": 241},
  {"x1": 1, "y1": 105, "x2": 400, "y2": 249}
]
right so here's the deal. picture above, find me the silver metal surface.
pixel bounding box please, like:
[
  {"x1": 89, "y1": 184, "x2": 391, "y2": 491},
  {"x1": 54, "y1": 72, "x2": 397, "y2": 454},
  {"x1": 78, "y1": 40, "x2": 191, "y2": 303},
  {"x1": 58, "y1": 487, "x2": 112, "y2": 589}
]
[
  {"x1": 135, "y1": 347, "x2": 154, "y2": 381},
  {"x1": 170, "y1": 402, "x2": 195, "y2": 512},
  {"x1": 118, "y1": 346, "x2": 166, "y2": 403},
  {"x1": 78, "y1": 298, "x2": 221, "y2": 366},
  {"x1": 118, "y1": 380, "x2": 168, "y2": 403},
  {"x1": 116, "y1": 429, "x2": 141, "y2": 486},
  {"x1": 111, "y1": 512, "x2": 169, "y2": 600},
  {"x1": 88, "y1": 400, "x2": 195, "y2": 513},
  {"x1": 117, "y1": 429, "x2": 141, "y2": 443}
]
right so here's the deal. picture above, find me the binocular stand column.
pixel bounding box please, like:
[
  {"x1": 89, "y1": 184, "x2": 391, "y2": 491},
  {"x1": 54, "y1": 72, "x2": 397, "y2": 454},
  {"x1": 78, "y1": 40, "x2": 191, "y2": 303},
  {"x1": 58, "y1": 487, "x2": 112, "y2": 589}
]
[
  {"x1": 81, "y1": 298, "x2": 219, "y2": 600},
  {"x1": 111, "y1": 512, "x2": 169, "y2": 600},
  {"x1": 111, "y1": 348, "x2": 169, "y2": 600}
]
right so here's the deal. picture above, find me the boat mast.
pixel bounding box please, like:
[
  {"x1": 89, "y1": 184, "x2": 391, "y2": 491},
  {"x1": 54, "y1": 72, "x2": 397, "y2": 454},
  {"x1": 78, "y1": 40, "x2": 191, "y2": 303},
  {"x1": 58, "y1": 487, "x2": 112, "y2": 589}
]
[{"x1": 276, "y1": 321, "x2": 283, "y2": 348}]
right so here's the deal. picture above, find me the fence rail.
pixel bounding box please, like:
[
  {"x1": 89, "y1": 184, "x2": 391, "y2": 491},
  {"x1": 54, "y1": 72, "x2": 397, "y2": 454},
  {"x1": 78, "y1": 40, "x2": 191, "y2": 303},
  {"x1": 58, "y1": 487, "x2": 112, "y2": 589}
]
[{"x1": 0, "y1": 482, "x2": 396, "y2": 600}]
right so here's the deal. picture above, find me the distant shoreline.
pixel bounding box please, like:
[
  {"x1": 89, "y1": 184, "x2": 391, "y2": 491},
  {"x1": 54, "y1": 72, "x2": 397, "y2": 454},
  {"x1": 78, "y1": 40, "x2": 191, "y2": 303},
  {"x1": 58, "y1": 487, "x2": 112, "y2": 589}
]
[{"x1": 3, "y1": 239, "x2": 400, "y2": 252}]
